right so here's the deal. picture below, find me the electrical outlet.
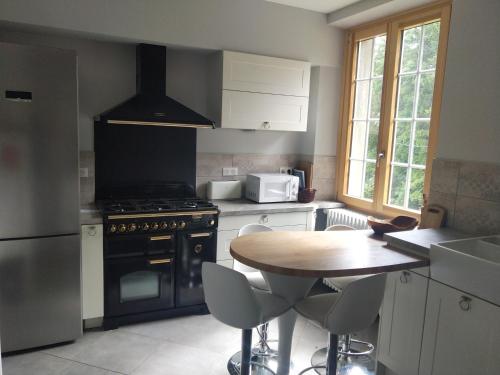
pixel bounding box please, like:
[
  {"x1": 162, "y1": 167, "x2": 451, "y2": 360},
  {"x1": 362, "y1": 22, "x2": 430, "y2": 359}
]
[
  {"x1": 280, "y1": 166, "x2": 293, "y2": 175},
  {"x1": 222, "y1": 167, "x2": 238, "y2": 176},
  {"x1": 79, "y1": 167, "x2": 89, "y2": 178}
]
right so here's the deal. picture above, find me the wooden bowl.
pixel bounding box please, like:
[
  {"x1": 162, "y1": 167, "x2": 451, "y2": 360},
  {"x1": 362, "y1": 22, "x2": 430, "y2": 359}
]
[
  {"x1": 298, "y1": 188, "x2": 316, "y2": 203},
  {"x1": 367, "y1": 215, "x2": 418, "y2": 235}
]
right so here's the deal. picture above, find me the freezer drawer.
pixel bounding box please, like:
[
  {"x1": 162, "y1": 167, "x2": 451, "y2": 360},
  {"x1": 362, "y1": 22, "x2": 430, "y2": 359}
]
[{"x1": 0, "y1": 235, "x2": 82, "y2": 352}]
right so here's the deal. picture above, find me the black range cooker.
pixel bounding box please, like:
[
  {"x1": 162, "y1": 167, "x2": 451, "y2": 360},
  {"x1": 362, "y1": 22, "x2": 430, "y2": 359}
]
[{"x1": 98, "y1": 184, "x2": 218, "y2": 329}]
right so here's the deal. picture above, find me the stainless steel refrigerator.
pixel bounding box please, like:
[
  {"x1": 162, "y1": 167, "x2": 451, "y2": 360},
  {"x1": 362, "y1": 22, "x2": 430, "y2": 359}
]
[{"x1": 0, "y1": 42, "x2": 81, "y2": 352}]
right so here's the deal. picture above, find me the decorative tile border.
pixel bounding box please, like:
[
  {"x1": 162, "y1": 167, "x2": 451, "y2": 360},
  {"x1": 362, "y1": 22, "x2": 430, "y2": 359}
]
[{"x1": 429, "y1": 158, "x2": 500, "y2": 235}]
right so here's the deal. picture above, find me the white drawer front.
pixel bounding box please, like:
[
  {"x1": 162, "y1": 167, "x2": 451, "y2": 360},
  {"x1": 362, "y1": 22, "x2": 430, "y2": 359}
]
[
  {"x1": 219, "y1": 212, "x2": 308, "y2": 231},
  {"x1": 222, "y1": 90, "x2": 308, "y2": 132},
  {"x1": 216, "y1": 224, "x2": 307, "y2": 261},
  {"x1": 223, "y1": 51, "x2": 310, "y2": 97}
]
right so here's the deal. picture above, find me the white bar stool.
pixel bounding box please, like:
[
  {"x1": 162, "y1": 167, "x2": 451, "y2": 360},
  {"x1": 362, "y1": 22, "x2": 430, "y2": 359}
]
[
  {"x1": 295, "y1": 273, "x2": 387, "y2": 375},
  {"x1": 202, "y1": 262, "x2": 290, "y2": 375},
  {"x1": 234, "y1": 224, "x2": 280, "y2": 361},
  {"x1": 322, "y1": 225, "x2": 376, "y2": 362}
]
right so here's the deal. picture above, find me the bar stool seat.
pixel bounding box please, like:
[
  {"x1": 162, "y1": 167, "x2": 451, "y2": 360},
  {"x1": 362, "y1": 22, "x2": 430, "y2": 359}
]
[
  {"x1": 294, "y1": 273, "x2": 387, "y2": 375},
  {"x1": 202, "y1": 262, "x2": 290, "y2": 375}
]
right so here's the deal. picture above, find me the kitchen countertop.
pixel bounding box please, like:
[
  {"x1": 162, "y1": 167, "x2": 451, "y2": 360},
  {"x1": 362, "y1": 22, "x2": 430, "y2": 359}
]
[
  {"x1": 213, "y1": 199, "x2": 344, "y2": 217},
  {"x1": 80, "y1": 204, "x2": 102, "y2": 225},
  {"x1": 384, "y1": 228, "x2": 469, "y2": 257},
  {"x1": 79, "y1": 199, "x2": 345, "y2": 223}
]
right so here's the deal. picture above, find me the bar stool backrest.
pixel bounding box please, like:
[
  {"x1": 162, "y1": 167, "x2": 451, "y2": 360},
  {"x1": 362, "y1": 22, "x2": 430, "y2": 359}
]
[
  {"x1": 233, "y1": 224, "x2": 273, "y2": 273},
  {"x1": 325, "y1": 273, "x2": 387, "y2": 335},
  {"x1": 202, "y1": 262, "x2": 262, "y2": 329}
]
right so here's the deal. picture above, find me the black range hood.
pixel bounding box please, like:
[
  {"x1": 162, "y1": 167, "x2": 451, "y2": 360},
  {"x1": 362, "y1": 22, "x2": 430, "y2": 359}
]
[{"x1": 97, "y1": 44, "x2": 215, "y2": 129}]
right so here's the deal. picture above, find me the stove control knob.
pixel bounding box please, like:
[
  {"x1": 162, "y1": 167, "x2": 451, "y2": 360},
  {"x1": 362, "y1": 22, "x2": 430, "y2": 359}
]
[
  {"x1": 141, "y1": 223, "x2": 150, "y2": 231},
  {"x1": 150, "y1": 222, "x2": 159, "y2": 231},
  {"x1": 109, "y1": 224, "x2": 117, "y2": 233},
  {"x1": 169, "y1": 221, "x2": 177, "y2": 230},
  {"x1": 128, "y1": 223, "x2": 137, "y2": 232},
  {"x1": 178, "y1": 221, "x2": 186, "y2": 229},
  {"x1": 118, "y1": 224, "x2": 127, "y2": 233},
  {"x1": 160, "y1": 221, "x2": 168, "y2": 230},
  {"x1": 207, "y1": 218, "x2": 215, "y2": 227}
]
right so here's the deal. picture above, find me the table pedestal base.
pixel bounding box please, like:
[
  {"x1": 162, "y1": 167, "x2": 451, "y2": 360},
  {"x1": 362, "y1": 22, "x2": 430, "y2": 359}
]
[
  {"x1": 310, "y1": 347, "x2": 376, "y2": 375},
  {"x1": 228, "y1": 350, "x2": 294, "y2": 375}
]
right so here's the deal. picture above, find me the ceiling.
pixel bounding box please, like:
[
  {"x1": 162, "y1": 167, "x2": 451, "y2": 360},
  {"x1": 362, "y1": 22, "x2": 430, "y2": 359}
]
[{"x1": 265, "y1": 0, "x2": 361, "y2": 14}]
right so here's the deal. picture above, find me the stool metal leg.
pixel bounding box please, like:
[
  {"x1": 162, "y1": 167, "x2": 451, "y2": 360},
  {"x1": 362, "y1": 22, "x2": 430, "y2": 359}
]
[
  {"x1": 326, "y1": 334, "x2": 338, "y2": 375},
  {"x1": 241, "y1": 329, "x2": 253, "y2": 375}
]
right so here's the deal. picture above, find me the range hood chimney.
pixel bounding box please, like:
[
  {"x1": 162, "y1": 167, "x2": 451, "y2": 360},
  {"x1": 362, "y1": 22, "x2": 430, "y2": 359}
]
[{"x1": 98, "y1": 44, "x2": 215, "y2": 129}]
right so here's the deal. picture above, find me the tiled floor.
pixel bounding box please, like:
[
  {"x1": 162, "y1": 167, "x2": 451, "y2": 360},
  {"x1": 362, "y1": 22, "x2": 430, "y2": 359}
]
[{"x1": 3, "y1": 313, "x2": 378, "y2": 375}]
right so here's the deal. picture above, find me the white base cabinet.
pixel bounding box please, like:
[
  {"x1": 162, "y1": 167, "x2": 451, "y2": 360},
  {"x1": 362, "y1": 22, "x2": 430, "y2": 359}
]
[
  {"x1": 216, "y1": 211, "x2": 313, "y2": 267},
  {"x1": 419, "y1": 280, "x2": 500, "y2": 375},
  {"x1": 377, "y1": 271, "x2": 428, "y2": 375},
  {"x1": 81, "y1": 224, "x2": 104, "y2": 323}
]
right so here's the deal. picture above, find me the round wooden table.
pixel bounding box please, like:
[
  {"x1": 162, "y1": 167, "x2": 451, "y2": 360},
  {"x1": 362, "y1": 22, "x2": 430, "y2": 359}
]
[{"x1": 230, "y1": 230, "x2": 428, "y2": 375}]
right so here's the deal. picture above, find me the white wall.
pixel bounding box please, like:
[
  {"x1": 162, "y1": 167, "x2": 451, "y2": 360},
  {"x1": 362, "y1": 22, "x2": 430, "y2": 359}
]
[
  {"x1": 0, "y1": 0, "x2": 345, "y2": 155},
  {"x1": 437, "y1": 0, "x2": 500, "y2": 164}
]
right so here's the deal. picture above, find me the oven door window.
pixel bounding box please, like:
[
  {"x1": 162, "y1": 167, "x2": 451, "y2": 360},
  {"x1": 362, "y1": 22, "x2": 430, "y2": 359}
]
[{"x1": 120, "y1": 271, "x2": 161, "y2": 302}]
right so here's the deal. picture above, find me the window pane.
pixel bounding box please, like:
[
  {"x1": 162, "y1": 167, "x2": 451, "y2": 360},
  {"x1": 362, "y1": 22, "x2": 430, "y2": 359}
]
[
  {"x1": 396, "y1": 75, "x2": 416, "y2": 118},
  {"x1": 370, "y1": 78, "x2": 383, "y2": 119},
  {"x1": 393, "y1": 121, "x2": 411, "y2": 163},
  {"x1": 372, "y1": 35, "x2": 387, "y2": 77},
  {"x1": 354, "y1": 80, "x2": 370, "y2": 119},
  {"x1": 348, "y1": 160, "x2": 363, "y2": 197},
  {"x1": 389, "y1": 166, "x2": 408, "y2": 207},
  {"x1": 409, "y1": 168, "x2": 425, "y2": 210},
  {"x1": 400, "y1": 26, "x2": 422, "y2": 73},
  {"x1": 413, "y1": 121, "x2": 430, "y2": 166},
  {"x1": 367, "y1": 121, "x2": 379, "y2": 160},
  {"x1": 350, "y1": 121, "x2": 367, "y2": 159},
  {"x1": 421, "y1": 22, "x2": 440, "y2": 70},
  {"x1": 417, "y1": 72, "x2": 435, "y2": 118},
  {"x1": 357, "y1": 39, "x2": 373, "y2": 79},
  {"x1": 363, "y1": 162, "x2": 376, "y2": 200}
]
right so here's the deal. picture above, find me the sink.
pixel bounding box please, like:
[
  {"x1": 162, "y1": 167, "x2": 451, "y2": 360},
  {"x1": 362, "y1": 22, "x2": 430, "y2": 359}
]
[{"x1": 430, "y1": 235, "x2": 500, "y2": 305}]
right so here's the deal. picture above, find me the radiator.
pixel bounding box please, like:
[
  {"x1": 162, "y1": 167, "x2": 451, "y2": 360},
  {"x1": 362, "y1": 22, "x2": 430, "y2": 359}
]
[{"x1": 324, "y1": 208, "x2": 370, "y2": 230}]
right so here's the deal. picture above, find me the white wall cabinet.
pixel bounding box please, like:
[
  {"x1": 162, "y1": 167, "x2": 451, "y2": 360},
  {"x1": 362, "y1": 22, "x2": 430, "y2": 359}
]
[
  {"x1": 377, "y1": 270, "x2": 428, "y2": 375},
  {"x1": 216, "y1": 211, "x2": 312, "y2": 267},
  {"x1": 419, "y1": 280, "x2": 500, "y2": 375},
  {"x1": 209, "y1": 51, "x2": 311, "y2": 132},
  {"x1": 81, "y1": 224, "x2": 104, "y2": 323}
]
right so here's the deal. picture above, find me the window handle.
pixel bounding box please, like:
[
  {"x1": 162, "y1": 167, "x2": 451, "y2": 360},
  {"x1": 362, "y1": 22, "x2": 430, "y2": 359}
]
[{"x1": 378, "y1": 151, "x2": 386, "y2": 159}]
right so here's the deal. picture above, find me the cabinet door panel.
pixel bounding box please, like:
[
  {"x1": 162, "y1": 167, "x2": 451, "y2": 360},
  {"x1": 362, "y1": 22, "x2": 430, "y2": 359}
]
[
  {"x1": 221, "y1": 90, "x2": 308, "y2": 131},
  {"x1": 377, "y1": 271, "x2": 428, "y2": 375},
  {"x1": 420, "y1": 281, "x2": 500, "y2": 375},
  {"x1": 223, "y1": 51, "x2": 310, "y2": 97},
  {"x1": 81, "y1": 225, "x2": 104, "y2": 320}
]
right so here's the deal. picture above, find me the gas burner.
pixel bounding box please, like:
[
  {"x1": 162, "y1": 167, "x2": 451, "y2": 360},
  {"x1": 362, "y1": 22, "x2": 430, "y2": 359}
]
[
  {"x1": 181, "y1": 201, "x2": 198, "y2": 209},
  {"x1": 107, "y1": 203, "x2": 135, "y2": 213}
]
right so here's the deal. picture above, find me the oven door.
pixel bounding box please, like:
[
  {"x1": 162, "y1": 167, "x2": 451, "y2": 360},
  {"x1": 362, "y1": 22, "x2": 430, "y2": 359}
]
[
  {"x1": 176, "y1": 230, "x2": 217, "y2": 307},
  {"x1": 105, "y1": 255, "x2": 175, "y2": 317}
]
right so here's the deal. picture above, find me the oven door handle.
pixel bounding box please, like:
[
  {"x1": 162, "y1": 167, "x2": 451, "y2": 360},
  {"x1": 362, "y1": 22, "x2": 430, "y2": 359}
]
[
  {"x1": 148, "y1": 258, "x2": 172, "y2": 265},
  {"x1": 188, "y1": 232, "x2": 213, "y2": 239}
]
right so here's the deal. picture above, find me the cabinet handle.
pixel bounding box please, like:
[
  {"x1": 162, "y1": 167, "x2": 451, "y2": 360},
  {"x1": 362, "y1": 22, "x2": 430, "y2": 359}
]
[
  {"x1": 459, "y1": 296, "x2": 472, "y2": 311},
  {"x1": 150, "y1": 235, "x2": 172, "y2": 241},
  {"x1": 149, "y1": 258, "x2": 172, "y2": 265},
  {"x1": 263, "y1": 121, "x2": 271, "y2": 129},
  {"x1": 259, "y1": 215, "x2": 269, "y2": 224},
  {"x1": 400, "y1": 271, "x2": 410, "y2": 284},
  {"x1": 189, "y1": 232, "x2": 212, "y2": 238},
  {"x1": 87, "y1": 226, "x2": 97, "y2": 236}
]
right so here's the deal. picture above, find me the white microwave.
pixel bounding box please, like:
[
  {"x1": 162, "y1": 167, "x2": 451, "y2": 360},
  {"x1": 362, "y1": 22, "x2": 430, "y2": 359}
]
[{"x1": 245, "y1": 173, "x2": 299, "y2": 203}]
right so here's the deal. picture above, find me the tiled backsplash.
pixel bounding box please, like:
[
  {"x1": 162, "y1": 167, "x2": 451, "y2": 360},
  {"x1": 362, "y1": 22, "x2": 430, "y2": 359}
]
[
  {"x1": 429, "y1": 158, "x2": 500, "y2": 235},
  {"x1": 196, "y1": 153, "x2": 336, "y2": 200},
  {"x1": 79, "y1": 151, "x2": 337, "y2": 205}
]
